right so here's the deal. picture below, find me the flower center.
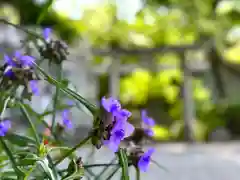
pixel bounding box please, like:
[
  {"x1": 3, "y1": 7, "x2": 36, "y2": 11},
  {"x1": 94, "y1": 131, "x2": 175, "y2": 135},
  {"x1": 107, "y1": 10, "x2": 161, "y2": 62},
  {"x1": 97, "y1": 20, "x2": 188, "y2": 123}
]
[
  {"x1": 110, "y1": 104, "x2": 120, "y2": 113},
  {"x1": 142, "y1": 156, "x2": 150, "y2": 162},
  {"x1": 115, "y1": 129, "x2": 125, "y2": 139}
]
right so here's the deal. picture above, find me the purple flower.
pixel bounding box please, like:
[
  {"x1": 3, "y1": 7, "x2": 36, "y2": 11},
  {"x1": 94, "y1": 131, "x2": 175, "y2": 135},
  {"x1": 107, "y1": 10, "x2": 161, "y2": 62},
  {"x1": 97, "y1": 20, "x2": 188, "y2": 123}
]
[
  {"x1": 101, "y1": 96, "x2": 135, "y2": 152},
  {"x1": 101, "y1": 96, "x2": 121, "y2": 115},
  {"x1": 0, "y1": 120, "x2": 11, "y2": 136},
  {"x1": 3, "y1": 51, "x2": 35, "y2": 76},
  {"x1": 141, "y1": 110, "x2": 155, "y2": 137},
  {"x1": 20, "y1": 55, "x2": 35, "y2": 67},
  {"x1": 61, "y1": 109, "x2": 73, "y2": 129},
  {"x1": 138, "y1": 148, "x2": 155, "y2": 172},
  {"x1": 115, "y1": 109, "x2": 132, "y2": 121},
  {"x1": 43, "y1": 28, "x2": 52, "y2": 42},
  {"x1": 141, "y1": 110, "x2": 155, "y2": 126},
  {"x1": 104, "y1": 117, "x2": 134, "y2": 152},
  {"x1": 4, "y1": 54, "x2": 15, "y2": 67},
  {"x1": 29, "y1": 80, "x2": 39, "y2": 96},
  {"x1": 3, "y1": 53, "x2": 17, "y2": 76}
]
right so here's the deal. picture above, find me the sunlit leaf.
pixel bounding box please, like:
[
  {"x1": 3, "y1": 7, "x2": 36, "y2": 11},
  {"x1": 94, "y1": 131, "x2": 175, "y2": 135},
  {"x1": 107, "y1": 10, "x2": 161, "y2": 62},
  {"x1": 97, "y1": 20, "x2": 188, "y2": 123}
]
[
  {"x1": 216, "y1": 0, "x2": 235, "y2": 15},
  {"x1": 224, "y1": 43, "x2": 240, "y2": 63},
  {"x1": 152, "y1": 125, "x2": 171, "y2": 140}
]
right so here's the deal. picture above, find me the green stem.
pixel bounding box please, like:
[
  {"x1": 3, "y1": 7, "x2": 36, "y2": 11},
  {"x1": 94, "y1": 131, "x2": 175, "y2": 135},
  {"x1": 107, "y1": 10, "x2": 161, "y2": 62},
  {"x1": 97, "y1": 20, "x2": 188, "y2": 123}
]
[
  {"x1": 0, "y1": 96, "x2": 11, "y2": 118},
  {"x1": 118, "y1": 149, "x2": 129, "y2": 180},
  {"x1": 0, "y1": 137, "x2": 23, "y2": 178},
  {"x1": 36, "y1": 0, "x2": 54, "y2": 24},
  {"x1": 136, "y1": 167, "x2": 140, "y2": 180},
  {"x1": 51, "y1": 66, "x2": 62, "y2": 134},
  {"x1": 0, "y1": 19, "x2": 45, "y2": 42},
  {"x1": 18, "y1": 102, "x2": 59, "y2": 178},
  {"x1": 54, "y1": 135, "x2": 91, "y2": 166},
  {"x1": 84, "y1": 163, "x2": 119, "y2": 168},
  {"x1": 19, "y1": 102, "x2": 40, "y2": 146},
  {"x1": 35, "y1": 64, "x2": 97, "y2": 114}
]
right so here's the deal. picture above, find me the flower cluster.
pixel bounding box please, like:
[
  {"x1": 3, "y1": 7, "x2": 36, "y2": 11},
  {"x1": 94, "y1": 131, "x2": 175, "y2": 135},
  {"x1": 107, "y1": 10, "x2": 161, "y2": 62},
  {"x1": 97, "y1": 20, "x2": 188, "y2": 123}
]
[
  {"x1": 0, "y1": 51, "x2": 39, "y2": 96},
  {"x1": 100, "y1": 97, "x2": 155, "y2": 172},
  {"x1": 39, "y1": 28, "x2": 69, "y2": 64},
  {"x1": 101, "y1": 96, "x2": 134, "y2": 152}
]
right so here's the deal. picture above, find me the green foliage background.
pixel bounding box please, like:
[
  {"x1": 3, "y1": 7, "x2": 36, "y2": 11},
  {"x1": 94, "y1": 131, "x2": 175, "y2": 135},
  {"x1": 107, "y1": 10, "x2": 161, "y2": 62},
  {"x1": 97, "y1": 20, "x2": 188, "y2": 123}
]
[{"x1": 2, "y1": 0, "x2": 240, "y2": 141}]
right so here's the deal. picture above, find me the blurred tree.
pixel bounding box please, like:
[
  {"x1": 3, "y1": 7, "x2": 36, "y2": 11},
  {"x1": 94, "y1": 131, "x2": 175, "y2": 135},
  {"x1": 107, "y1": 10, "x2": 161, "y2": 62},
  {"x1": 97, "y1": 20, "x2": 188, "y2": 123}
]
[{"x1": 2, "y1": 0, "x2": 240, "y2": 141}]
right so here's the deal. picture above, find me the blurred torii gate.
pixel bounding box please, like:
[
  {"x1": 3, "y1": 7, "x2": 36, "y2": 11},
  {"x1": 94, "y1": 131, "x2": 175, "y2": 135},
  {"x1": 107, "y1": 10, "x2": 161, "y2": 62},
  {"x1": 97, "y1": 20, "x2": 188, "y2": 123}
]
[
  {"x1": 89, "y1": 42, "x2": 211, "y2": 142},
  {"x1": 0, "y1": 21, "x2": 210, "y2": 142}
]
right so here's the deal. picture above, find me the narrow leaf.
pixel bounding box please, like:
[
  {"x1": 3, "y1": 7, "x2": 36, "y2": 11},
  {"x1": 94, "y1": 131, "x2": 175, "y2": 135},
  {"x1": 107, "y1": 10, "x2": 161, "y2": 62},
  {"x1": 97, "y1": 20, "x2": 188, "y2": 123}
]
[
  {"x1": 35, "y1": 64, "x2": 97, "y2": 114},
  {"x1": 18, "y1": 102, "x2": 41, "y2": 146},
  {"x1": 5, "y1": 133, "x2": 36, "y2": 147},
  {"x1": 37, "y1": 0, "x2": 54, "y2": 24},
  {"x1": 118, "y1": 148, "x2": 129, "y2": 180}
]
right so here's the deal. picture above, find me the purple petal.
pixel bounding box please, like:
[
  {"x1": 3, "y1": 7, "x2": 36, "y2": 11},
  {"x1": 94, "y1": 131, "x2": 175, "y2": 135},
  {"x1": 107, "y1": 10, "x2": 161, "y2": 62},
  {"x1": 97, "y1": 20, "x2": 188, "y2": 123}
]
[
  {"x1": 63, "y1": 119, "x2": 73, "y2": 129},
  {"x1": 4, "y1": 54, "x2": 14, "y2": 66},
  {"x1": 2, "y1": 120, "x2": 11, "y2": 129},
  {"x1": 4, "y1": 66, "x2": 14, "y2": 77},
  {"x1": 0, "y1": 120, "x2": 11, "y2": 136},
  {"x1": 115, "y1": 109, "x2": 132, "y2": 120},
  {"x1": 111, "y1": 119, "x2": 124, "y2": 135},
  {"x1": 62, "y1": 109, "x2": 73, "y2": 129},
  {"x1": 137, "y1": 148, "x2": 155, "y2": 172},
  {"x1": 145, "y1": 148, "x2": 155, "y2": 157},
  {"x1": 103, "y1": 138, "x2": 121, "y2": 152},
  {"x1": 20, "y1": 55, "x2": 35, "y2": 67},
  {"x1": 43, "y1": 28, "x2": 52, "y2": 41},
  {"x1": 141, "y1": 110, "x2": 155, "y2": 126},
  {"x1": 62, "y1": 109, "x2": 69, "y2": 119},
  {"x1": 144, "y1": 128, "x2": 154, "y2": 137},
  {"x1": 101, "y1": 96, "x2": 121, "y2": 113},
  {"x1": 14, "y1": 51, "x2": 21, "y2": 59},
  {"x1": 66, "y1": 100, "x2": 74, "y2": 106},
  {"x1": 124, "y1": 122, "x2": 135, "y2": 138},
  {"x1": 29, "y1": 80, "x2": 39, "y2": 95},
  {"x1": 141, "y1": 110, "x2": 147, "y2": 119},
  {"x1": 138, "y1": 159, "x2": 149, "y2": 172}
]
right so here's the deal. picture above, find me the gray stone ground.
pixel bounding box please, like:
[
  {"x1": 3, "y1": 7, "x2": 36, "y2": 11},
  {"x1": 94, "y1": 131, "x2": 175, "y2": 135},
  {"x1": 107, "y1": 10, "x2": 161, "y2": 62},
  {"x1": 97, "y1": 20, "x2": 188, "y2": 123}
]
[{"x1": 56, "y1": 142, "x2": 240, "y2": 180}]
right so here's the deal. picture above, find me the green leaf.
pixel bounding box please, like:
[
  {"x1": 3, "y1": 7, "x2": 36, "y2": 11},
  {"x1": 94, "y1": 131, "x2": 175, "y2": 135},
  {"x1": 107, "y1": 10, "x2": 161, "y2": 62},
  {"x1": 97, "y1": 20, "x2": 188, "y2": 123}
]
[
  {"x1": 54, "y1": 136, "x2": 91, "y2": 166},
  {"x1": 62, "y1": 159, "x2": 84, "y2": 180},
  {"x1": 18, "y1": 102, "x2": 41, "y2": 147},
  {"x1": 39, "y1": 104, "x2": 73, "y2": 118},
  {"x1": 51, "y1": 65, "x2": 62, "y2": 134},
  {"x1": 0, "y1": 137, "x2": 24, "y2": 178},
  {"x1": 37, "y1": 158, "x2": 57, "y2": 180},
  {"x1": 35, "y1": 64, "x2": 97, "y2": 114},
  {"x1": 136, "y1": 167, "x2": 140, "y2": 180},
  {"x1": 17, "y1": 158, "x2": 37, "y2": 166},
  {"x1": 5, "y1": 133, "x2": 36, "y2": 147},
  {"x1": 37, "y1": 0, "x2": 54, "y2": 24},
  {"x1": 118, "y1": 148, "x2": 129, "y2": 180},
  {"x1": 0, "y1": 170, "x2": 18, "y2": 179}
]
